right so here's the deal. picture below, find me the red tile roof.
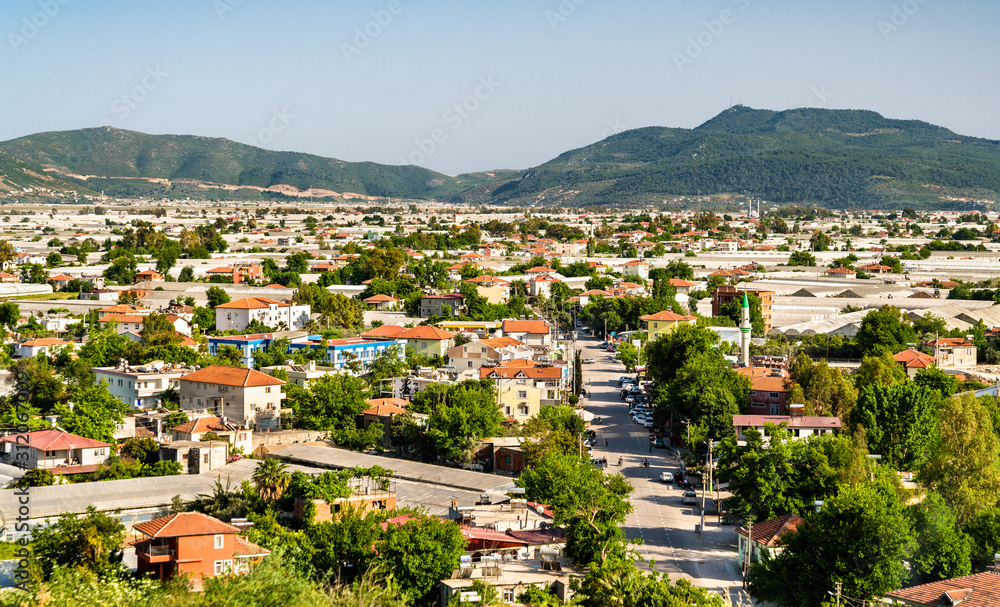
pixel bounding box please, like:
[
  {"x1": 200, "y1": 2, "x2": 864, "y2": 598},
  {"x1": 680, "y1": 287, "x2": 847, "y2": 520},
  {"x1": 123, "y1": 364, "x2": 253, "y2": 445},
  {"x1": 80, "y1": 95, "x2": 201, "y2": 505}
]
[
  {"x1": 639, "y1": 310, "x2": 697, "y2": 322},
  {"x1": 893, "y1": 348, "x2": 936, "y2": 369},
  {"x1": 480, "y1": 366, "x2": 562, "y2": 380},
  {"x1": 171, "y1": 416, "x2": 231, "y2": 434},
  {"x1": 180, "y1": 365, "x2": 285, "y2": 387},
  {"x1": 0, "y1": 429, "x2": 109, "y2": 451},
  {"x1": 400, "y1": 326, "x2": 455, "y2": 341},
  {"x1": 134, "y1": 512, "x2": 239, "y2": 538},
  {"x1": 886, "y1": 571, "x2": 1000, "y2": 607},
  {"x1": 736, "y1": 513, "x2": 804, "y2": 547},
  {"x1": 361, "y1": 325, "x2": 408, "y2": 339},
  {"x1": 19, "y1": 338, "x2": 69, "y2": 347},
  {"x1": 502, "y1": 320, "x2": 550, "y2": 335},
  {"x1": 215, "y1": 297, "x2": 285, "y2": 310}
]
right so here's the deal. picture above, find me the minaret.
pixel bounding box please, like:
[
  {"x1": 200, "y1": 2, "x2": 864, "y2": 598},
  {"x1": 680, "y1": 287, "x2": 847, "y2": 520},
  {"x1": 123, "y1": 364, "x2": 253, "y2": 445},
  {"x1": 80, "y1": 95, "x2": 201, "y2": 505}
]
[{"x1": 740, "y1": 291, "x2": 751, "y2": 365}]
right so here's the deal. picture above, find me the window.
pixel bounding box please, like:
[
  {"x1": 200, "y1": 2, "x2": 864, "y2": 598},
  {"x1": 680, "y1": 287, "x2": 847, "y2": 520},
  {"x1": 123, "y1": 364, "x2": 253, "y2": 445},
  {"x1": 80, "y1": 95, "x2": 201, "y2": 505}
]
[
  {"x1": 518, "y1": 405, "x2": 529, "y2": 416},
  {"x1": 517, "y1": 391, "x2": 527, "y2": 398},
  {"x1": 204, "y1": 454, "x2": 211, "y2": 464},
  {"x1": 266, "y1": 387, "x2": 272, "y2": 393},
  {"x1": 214, "y1": 534, "x2": 225, "y2": 549},
  {"x1": 213, "y1": 560, "x2": 232, "y2": 575},
  {"x1": 504, "y1": 406, "x2": 511, "y2": 415},
  {"x1": 769, "y1": 392, "x2": 779, "y2": 399}
]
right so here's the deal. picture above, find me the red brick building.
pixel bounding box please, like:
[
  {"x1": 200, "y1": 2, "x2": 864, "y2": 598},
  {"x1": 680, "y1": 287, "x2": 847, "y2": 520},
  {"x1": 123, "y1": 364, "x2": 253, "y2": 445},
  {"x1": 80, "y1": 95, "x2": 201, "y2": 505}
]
[{"x1": 736, "y1": 367, "x2": 791, "y2": 415}]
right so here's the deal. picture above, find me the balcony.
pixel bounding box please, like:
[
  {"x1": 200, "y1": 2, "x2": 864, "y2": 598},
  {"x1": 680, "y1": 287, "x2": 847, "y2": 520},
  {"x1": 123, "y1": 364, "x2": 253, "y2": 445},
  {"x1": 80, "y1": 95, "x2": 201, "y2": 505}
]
[{"x1": 137, "y1": 543, "x2": 175, "y2": 563}]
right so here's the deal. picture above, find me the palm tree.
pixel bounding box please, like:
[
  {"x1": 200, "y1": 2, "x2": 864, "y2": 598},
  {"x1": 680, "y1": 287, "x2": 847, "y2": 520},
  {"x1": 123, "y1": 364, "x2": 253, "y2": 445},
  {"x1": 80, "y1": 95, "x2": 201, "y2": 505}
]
[{"x1": 252, "y1": 458, "x2": 290, "y2": 504}]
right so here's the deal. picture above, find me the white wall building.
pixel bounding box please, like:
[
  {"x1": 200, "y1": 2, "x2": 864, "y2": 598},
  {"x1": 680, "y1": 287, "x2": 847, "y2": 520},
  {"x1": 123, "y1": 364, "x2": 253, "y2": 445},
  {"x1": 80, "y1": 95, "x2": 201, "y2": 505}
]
[{"x1": 214, "y1": 297, "x2": 310, "y2": 332}]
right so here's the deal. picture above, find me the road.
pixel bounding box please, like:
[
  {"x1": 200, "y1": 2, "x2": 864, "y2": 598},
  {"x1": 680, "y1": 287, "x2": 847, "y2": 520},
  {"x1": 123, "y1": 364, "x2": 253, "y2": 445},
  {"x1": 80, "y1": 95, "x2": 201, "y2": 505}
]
[{"x1": 577, "y1": 335, "x2": 758, "y2": 607}]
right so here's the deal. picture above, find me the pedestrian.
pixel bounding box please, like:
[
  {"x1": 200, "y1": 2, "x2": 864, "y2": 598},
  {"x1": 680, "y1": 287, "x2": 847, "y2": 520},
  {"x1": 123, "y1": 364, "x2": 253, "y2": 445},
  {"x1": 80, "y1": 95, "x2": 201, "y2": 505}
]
[
  {"x1": 649, "y1": 444, "x2": 653, "y2": 453},
  {"x1": 604, "y1": 439, "x2": 608, "y2": 449}
]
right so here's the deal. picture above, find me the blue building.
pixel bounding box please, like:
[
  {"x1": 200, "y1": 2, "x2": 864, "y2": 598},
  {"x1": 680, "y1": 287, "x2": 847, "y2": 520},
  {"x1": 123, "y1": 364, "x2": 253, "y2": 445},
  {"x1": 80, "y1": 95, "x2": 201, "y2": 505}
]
[
  {"x1": 207, "y1": 333, "x2": 275, "y2": 368},
  {"x1": 287, "y1": 337, "x2": 404, "y2": 370}
]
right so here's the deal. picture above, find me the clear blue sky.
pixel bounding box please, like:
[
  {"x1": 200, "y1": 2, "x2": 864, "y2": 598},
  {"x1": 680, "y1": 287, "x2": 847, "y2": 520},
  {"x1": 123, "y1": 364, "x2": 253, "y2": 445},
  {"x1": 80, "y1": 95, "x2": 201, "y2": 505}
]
[{"x1": 2, "y1": 0, "x2": 998, "y2": 175}]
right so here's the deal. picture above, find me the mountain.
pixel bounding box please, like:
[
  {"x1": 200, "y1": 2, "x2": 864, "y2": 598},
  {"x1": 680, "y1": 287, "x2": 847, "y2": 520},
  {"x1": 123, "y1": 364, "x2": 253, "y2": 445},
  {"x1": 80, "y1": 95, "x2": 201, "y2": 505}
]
[
  {"x1": 0, "y1": 127, "x2": 486, "y2": 201},
  {"x1": 475, "y1": 106, "x2": 1000, "y2": 208},
  {"x1": 0, "y1": 151, "x2": 97, "y2": 196},
  {"x1": 3, "y1": 107, "x2": 999, "y2": 208}
]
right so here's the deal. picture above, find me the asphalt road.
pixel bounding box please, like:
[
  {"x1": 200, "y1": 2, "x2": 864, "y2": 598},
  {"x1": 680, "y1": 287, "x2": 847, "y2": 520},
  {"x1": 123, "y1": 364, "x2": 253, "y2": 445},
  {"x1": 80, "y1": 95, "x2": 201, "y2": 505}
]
[{"x1": 577, "y1": 335, "x2": 758, "y2": 607}]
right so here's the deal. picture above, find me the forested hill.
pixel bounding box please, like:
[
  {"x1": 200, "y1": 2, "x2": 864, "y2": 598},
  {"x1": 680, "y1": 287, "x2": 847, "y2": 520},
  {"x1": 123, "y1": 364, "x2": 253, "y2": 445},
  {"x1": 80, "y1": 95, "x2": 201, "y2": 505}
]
[
  {"x1": 0, "y1": 127, "x2": 488, "y2": 201},
  {"x1": 477, "y1": 106, "x2": 1000, "y2": 208}
]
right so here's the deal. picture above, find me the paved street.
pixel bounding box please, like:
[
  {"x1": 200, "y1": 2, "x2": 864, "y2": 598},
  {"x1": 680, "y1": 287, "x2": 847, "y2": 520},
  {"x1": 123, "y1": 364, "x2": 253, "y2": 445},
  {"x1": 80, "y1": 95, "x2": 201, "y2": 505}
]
[{"x1": 577, "y1": 335, "x2": 758, "y2": 607}]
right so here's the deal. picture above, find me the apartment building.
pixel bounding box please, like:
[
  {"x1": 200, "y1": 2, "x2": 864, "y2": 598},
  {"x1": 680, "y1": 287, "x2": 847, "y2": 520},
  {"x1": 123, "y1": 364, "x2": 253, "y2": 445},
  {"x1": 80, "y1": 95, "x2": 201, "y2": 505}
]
[{"x1": 179, "y1": 366, "x2": 286, "y2": 429}]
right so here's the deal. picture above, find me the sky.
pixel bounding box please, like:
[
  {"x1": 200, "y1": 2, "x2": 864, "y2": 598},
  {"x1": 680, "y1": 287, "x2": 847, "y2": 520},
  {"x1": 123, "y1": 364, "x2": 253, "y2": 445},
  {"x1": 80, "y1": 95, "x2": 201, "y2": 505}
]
[{"x1": 2, "y1": 0, "x2": 998, "y2": 176}]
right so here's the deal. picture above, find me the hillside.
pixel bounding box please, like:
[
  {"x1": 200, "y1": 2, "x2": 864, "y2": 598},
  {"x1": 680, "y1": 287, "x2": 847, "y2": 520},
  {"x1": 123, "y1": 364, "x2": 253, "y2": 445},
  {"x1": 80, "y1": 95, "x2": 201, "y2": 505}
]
[
  {"x1": 2, "y1": 107, "x2": 999, "y2": 208},
  {"x1": 0, "y1": 151, "x2": 96, "y2": 196},
  {"x1": 476, "y1": 106, "x2": 1000, "y2": 208},
  {"x1": 0, "y1": 127, "x2": 484, "y2": 201}
]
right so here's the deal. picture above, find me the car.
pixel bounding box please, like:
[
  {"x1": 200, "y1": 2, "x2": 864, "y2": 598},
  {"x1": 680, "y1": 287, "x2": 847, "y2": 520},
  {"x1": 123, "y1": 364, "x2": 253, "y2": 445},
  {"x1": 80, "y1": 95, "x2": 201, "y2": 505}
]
[
  {"x1": 590, "y1": 457, "x2": 608, "y2": 470},
  {"x1": 683, "y1": 490, "x2": 698, "y2": 505},
  {"x1": 583, "y1": 358, "x2": 595, "y2": 364},
  {"x1": 660, "y1": 471, "x2": 674, "y2": 483},
  {"x1": 651, "y1": 437, "x2": 666, "y2": 449},
  {"x1": 643, "y1": 419, "x2": 655, "y2": 429}
]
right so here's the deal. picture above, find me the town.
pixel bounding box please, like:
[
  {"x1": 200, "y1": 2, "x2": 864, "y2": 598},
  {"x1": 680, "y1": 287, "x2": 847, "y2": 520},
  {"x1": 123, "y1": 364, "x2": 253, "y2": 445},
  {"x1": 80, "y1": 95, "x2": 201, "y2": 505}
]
[{"x1": 0, "y1": 200, "x2": 999, "y2": 606}]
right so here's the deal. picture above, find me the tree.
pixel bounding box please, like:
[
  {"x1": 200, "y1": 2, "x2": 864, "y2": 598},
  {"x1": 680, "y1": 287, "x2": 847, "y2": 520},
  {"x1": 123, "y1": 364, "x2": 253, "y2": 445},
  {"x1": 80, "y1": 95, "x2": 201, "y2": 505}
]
[
  {"x1": 913, "y1": 366, "x2": 959, "y2": 397},
  {"x1": 16, "y1": 467, "x2": 55, "y2": 489},
  {"x1": 52, "y1": 383, "x2": 130, "y2": 444},
  {"x1": 140, "y1": 312, "x2": 181, "y2": 346},
  {"x1": 853, "y1": 352, "x2": 907, "y2": 391},
  {"x1": 616, "y1": 341, "x2": 638, "y2": 372},
  {"x1": 908, "y1": 492, "x2": 971, "y2": 584},
  {"x1": 787, "y1": 352, "x2": 857, "y2": 417},
  {"x1": 252, "y1": 458, "x2": 291, "y2": 503},
  {"x1": 306, "y1": 511, "x2": 383, "y2": 583},
  {"x1": 748, "y1": 480, "x2": 911, "y2": 606},
  {"x1": 206, "y1": 285, "x2": 231, "y2": 308},
  {"x1": 918, "y1": 392, "x2": 1000, "y2": 524},
  {"x1": 0, "y1": 301, "x2": 20, "y2": 329},
  {"x1": 294, "y1": 373, "x2": 370, "y2": 438},
  {"x1": 30, "y1": 505, "x2": 126, "y2": 581},
  {"x1": 366, "y1": 344, "x2": 405, "y2": 385},
  {"x1": 376, "y1": 516, "x2": 465, "y2": 602},
  {"x1": 719, "y1": 291, "x2": 765, "y2": 336},
  {"x1": 809, "y1": 230, "x2": 832, "y2": 251},
  {"x1": 103, "y1": 254, "x2": 137, "y2": 284},
  {"x1": 855, "y1": 306, "x2": 916, "y2": 356},
  {"x1": 787, "y1": 250, "x2": 816, "y2": 266},
  {"x1": 46, "y1": 251, "x2": 63, "y2": 268},
  {"x1": 178, "y1": 265, "x2": 195, "y2": 282},
  {"x1": 848, "y1": 382, "x2": 938, "y2": 471},
  {"x1": 410, "y1": 380, "x2": 504, "y2": 461},
  {"x1": 118, "y1": 437, "x2": 160, "y2": 465},
  {"x1": 660, "y1": 350, "x2": 750, "y2": 439}
]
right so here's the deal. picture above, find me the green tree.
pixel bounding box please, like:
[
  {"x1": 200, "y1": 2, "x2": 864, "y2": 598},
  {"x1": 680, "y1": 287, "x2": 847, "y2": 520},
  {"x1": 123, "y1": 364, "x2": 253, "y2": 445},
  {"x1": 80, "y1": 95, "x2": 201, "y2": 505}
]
[
  {"x1": 52, "y1": 383, "x2": 130, "y2": 444},
  {"x1": 918, "y1": 392, "x2": 1000, "y2": 524},
  {"x1": 118, "y1": 437, "x2": 159, "y2": 465},
  {"x1": 103, "y1": 254, "x2": 137, "y2": 284},
  {"x1": 30, "y1": 506, "x2": 126, "y2": 581},
  {"x1": 376, "y1": 516, "x2": 465, "y2": 603},
  {"x1": 45, "y1": 251, "x2": 63, "y2": 268},
  {"x1": 908, "y1": 492, "x2": 971, "y2": 584},
  {"x1": 15, "y1": 467, "x2": 55, "y2": 489},
  {"x1": 206, "y1": 285, "x2": 231, "y2": 308},
  {"x1": 748, "y1": 480, "x2": 911, "y2": 606},
  {"x1": 809, "y1": 230, "x2": 832, "y2": 251},
  {"x1": 178, "y1": 266, "x2": 195, "y2": 282},
  {"x1": 853, "y1": 352, "x2": 908, "y2": 391},
  {"x1": 849, "y1": 382, "x2": 938, "y2": 471},
  {"x1": 295, "y1": 373, "x2": 370, "y2": 437},
  {"x1": 661, "y1": 350, "x2": 750, "y2": 439},
  {"x1": 0, "y1": 301, "x2": 20, "y2": 329},
  {"x1": 719, "y1": 291, "x2": 765, "y2": 336},
  {"x1": 139, "y1": 312, "x2": 181, "y2": 346},
  {"x1": 616, "y1": 341, "x2": 638, "y2": 372},
  {"x1": 410, "y1": 380, "x2": 504, "y2": 461},
  {"x1": 787, "y1": 352, "x2": 857, "y2": 417},
  {"x1": 787, "y1": 250, "x2": 816, "y2": 266},
  {"x1": 306, "y1": 511, "x2": 382, "y2": 583},
  {"x1": 252, "y1": 458, "x2": 291, "y2": 504},
  {"x1": 855, "y1": 306, "x2": 916, "y2": 356}
]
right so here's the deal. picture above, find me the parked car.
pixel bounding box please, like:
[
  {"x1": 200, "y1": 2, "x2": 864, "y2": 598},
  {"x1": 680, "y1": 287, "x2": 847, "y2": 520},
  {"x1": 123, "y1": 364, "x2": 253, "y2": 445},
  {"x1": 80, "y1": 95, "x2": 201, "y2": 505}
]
[
  {"x1": 591, "y1": 457, "x2": 608, "y2": 470},
  {"x1": 660, "y1": 471, "x2": 674, "y2": 483},
  {"x1": 683, "y1": 490, "x2": 698, "y2": 505},
  {"x1": 583, "y1": 358, "x2": 595, "y2": 364},
  {"x1": 643, "y1": 419, "x2": 655, "y2": 429},
  {"x1": 651, "y1": 437, "x2": 666, "y2": 449}
]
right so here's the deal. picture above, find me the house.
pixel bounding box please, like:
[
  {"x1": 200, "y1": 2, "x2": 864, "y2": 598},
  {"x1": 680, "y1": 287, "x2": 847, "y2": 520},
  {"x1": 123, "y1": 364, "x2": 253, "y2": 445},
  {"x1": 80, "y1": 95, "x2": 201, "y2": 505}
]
[
  {"x1": 620, "y1": 259, "x2": 650, "y2": 280},
  {"x1": 419, "y1": 294, "x2": 466, "y2": 318},
  {"x1": 577, "y1": 289, "x2": 612, "y2": 307},
  {"x1": 362, "y1": 294, "x2": 401, "y2": 310},
  {"x1": 923, "y1": 337, "x2": 977, "y2": 367},
  {"x1": 94, "y1": 362, "x2": 195, "y2": 409},
  {"x1": 261, "y1": 360, "x2": 342, "y2": 388},
  {"x1": 41, "y1": 315, "x2": 73, "y2": 333},
  {"x1": 884, "y1": 570, "x2": 1000, "y2": 607},
  {"x1": 204, "y1": 264, "x2": 262, "y2": 284},
  {"x1": 732, "y1": 414, "x2": 842, "y2": 443},
  {"x1": 712, "y1": 285, "x2": 775, "y2": 332},
  {"x1": 170, "y1": 415, "x2": 252, "y2": 454},
  {"x1": 14, "y1": 337, "x2": 71, "y2": 358},
  {"x1": 135, "y1": 270, "x2": 165, "y2": 282},
  {"x1": 360, "y1": 324, "x2": 409, "y2": 340},
  {"x1": 214, "y1": 297, "x2": 310, "y2": 332},
  {"x1": 501, "y1": 320, "x2": 551, "y2": 352},
  {"x1": 893, "y1": 348, "x2": 937, "y2": 379},
  {"x1": 735, "y1": 513, "x2": 804, "y2": 570},
  {"x1": 448, "y1": 337, "x2": 534, "y2": 372},
  {"x1": 465, "y1": 275, "x2": 511, "y2": 304},
  {"x1": 98, "y1": 304, "x2": 152, "y2": 315},
  {"x1": 48, "y1": 274, "x2": 74, "y2": 290},
  {"x1": 0, "y1": 429, "x2": 110, "y2": 474},
  {"x1": 668, "y1": 278, "x2": 696, "y2": 294},
  {"x1": 399, "y1": 326, "x2": 455, "y2": 358},
  {"x1": 178, "y1": 366, "x2": 286, "y2": 430},
  {"x1": 639, "y1": 310, "x2": 697, "y2": 339},
  {"x1": 855, "y1": 263, "x2": 894, "y2": 274},
  {"x1": 133, "y1": 512, "x2": 270, "y2": 588},
  {"x1": 360, "y1": 397, "x2": 411, "y2": 441},
  {"x1": 99, "y1": 313, "x2": 192, "y2": 337},
  {"x1": 480, "y1": 364, "x2": 565, "y2": 420},
  {"x1": 159, "y1": 440, "x2": 230, "y2": 474},
  {"x1": 528, "y1": 274, "x2": 559, "y2": 298},
  {"x1": 736, "y1": 368, "x2": 792, "y2": 415},
  {"x1": 823, "y1": 266, "x2": 856, "y2": 279}
]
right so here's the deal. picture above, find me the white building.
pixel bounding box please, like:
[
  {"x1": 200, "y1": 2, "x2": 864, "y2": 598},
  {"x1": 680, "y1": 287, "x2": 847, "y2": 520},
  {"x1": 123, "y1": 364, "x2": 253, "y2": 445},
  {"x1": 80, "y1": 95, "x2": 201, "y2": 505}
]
[
  {"x1": 179, "y1": 365, "x2": 286, "y2": 430},
  {"x1": 93, "y1": 361, "x2": 195, "y2": 409},
  {"x1": 214, "y1": 297, "x2": 310, "y2": 332},
  {"x1": 0, "y1": 429, "x2": 110, "y2": 473},
  {"x1": 14, "y1": 338, "x2": 71, "y2": 358}
]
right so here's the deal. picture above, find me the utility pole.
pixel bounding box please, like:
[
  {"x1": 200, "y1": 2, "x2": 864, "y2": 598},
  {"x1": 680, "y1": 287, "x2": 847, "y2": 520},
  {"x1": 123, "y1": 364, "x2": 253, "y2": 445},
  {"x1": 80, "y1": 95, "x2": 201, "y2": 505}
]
[
  {"x1": 834, "y1": 581, "x2": 842, "y2": 607},
  {"x1": 701, "y1": 439, "x2": 712, "y2": 532}
]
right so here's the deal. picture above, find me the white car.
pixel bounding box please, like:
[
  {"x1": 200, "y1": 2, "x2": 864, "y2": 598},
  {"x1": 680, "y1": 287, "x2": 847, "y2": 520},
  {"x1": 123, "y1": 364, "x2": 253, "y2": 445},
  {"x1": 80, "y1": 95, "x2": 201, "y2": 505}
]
[
  {"x1": 643, "y1": 419, "x2": 655, "y2": 429},
  {"x1": 683, "y1": 490, "x2": 698, "y2": 505},
  {"x1": 660, "y1": 472, "x2": 674, "y2": 483}
]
